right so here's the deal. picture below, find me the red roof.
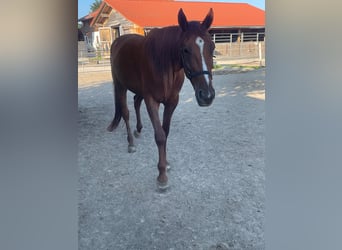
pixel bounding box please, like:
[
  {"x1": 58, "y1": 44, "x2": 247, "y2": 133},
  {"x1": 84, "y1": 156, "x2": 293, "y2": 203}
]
[
  {"x1": 79, "y1": 7, "x2": 102, "y2": 21},
  {"x1": 102, "y1": 0, "x2": 264, "y2": 28}
]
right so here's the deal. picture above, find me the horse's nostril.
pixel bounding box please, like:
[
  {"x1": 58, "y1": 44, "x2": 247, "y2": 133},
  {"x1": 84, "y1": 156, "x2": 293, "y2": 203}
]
[
  {"x1": 199, "y1": 89, "x2": 211, "y2": 100},
  {"x1": 196, "y1": 89, "x2": 214, "y2": 106}
]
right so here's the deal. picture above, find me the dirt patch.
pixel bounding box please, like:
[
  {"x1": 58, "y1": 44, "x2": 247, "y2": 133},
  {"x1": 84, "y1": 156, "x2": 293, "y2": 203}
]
[{"x1": 78, "y1": 71, "x2": 112, "y2": 88}]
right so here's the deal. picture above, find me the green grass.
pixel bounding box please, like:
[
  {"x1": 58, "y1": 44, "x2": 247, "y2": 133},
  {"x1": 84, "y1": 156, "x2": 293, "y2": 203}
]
[
  {"x1": 214, "y1": 63, "x2": 263, "y2": 70},
  {"x1": 213, "y1": 63, "x2": 223, "y2": 69},
  {"x1": 227, "y1": 64, "x2": 262, "y2": 69}
]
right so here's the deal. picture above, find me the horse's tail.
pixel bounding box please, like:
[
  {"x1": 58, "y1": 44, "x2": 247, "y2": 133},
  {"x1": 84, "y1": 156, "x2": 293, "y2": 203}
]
[{"x1": 107, "y1": 83, "x2": 122, "y2": 132}]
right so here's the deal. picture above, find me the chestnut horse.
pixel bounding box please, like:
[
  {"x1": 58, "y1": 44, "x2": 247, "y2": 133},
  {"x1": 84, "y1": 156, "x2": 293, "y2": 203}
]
[{"x1": 107, "y1": 8, "x2": 215, "y2": 189}]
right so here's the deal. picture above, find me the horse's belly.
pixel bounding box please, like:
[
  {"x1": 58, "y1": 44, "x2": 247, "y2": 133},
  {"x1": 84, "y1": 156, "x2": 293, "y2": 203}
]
[
  {"x1": 112, "y1": 62, "x2": 143, "y2": 94},
  {"x1": 111, "y1": 37, "x2": 145, "y2": 95}
]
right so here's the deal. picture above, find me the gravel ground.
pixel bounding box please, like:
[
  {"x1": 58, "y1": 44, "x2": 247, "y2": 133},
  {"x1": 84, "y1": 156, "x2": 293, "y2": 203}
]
[{"x1": 78, "y1": 69, "x2": 265, "y2": 250}]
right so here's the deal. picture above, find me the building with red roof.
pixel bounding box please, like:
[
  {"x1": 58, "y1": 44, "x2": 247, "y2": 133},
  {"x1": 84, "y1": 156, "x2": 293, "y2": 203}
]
[
  {"x1": 90, "y1": 0, "x2": 264, "y2": 28},
  {"x1": 79, "y1": 0, "x2": 265, "y2": 56}
]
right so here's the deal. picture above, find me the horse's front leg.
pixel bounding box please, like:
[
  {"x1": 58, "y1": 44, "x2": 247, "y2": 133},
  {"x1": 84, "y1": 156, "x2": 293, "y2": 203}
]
[
  {"x1": 144, "y1": 97, "x2": 168, "y2": 188},
  {"x1": 162, "y1": 96, "x2": 179, "y2": 170}
]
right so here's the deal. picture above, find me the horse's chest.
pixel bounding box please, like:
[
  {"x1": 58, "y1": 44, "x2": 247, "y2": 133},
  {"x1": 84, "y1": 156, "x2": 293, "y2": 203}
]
[{"x1": 147, "y1": 77, "x2": 183, "y2": 103}]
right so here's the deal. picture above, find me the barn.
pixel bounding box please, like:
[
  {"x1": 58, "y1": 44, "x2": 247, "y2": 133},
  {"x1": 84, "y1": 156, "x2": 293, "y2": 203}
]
[{"x1": 79, "y1": 0, "x2": 265, "y2": 60}]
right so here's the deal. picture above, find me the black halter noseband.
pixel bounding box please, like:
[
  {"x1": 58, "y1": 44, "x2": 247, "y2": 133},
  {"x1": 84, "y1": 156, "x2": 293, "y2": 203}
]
[{"x1": 181, "y1": 50, "x2": 212, "y2": 80}]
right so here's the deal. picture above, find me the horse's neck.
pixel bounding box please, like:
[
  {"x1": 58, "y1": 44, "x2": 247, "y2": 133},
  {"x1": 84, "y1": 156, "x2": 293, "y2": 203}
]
[{"x1": 144, "y1": 27, "x2": 183, "y2": 73}]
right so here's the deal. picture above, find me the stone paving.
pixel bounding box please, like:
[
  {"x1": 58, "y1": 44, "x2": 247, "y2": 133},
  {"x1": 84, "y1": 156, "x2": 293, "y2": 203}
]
[{"x1": 78, "y1": 67, "x2": 265, "y2": 249}]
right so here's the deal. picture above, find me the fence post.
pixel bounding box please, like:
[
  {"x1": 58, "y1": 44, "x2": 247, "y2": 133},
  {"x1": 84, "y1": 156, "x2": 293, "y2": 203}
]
[
  {"x1": 239, "y1": 33, "x2": 243, "y2": 56},
  {"x1": 229, "y1": 33, "x2": 232, "y2": 57},
  {"x1": 258, "y1": 42, "x2": 262, "y2": 66}
]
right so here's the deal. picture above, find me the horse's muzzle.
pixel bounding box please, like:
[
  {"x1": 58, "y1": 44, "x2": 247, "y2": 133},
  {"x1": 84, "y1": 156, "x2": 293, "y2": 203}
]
[{"x1": 196, "y1": 88, "x2": 215, "y2": 106}]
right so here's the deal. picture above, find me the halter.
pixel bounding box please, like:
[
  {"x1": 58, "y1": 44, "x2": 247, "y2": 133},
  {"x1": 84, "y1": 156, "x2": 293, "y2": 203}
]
[{"x1": 181, "y1": 50, "x2": 212, "y2": 80}]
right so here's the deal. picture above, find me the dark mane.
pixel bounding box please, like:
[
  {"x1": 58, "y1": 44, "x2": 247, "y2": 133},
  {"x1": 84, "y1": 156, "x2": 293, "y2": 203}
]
[{"x1": 144, "y1": 26, "x2": 183, "y2": 73}]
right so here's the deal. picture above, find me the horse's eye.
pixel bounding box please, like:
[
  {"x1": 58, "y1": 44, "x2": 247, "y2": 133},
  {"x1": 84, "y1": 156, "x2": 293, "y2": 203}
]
[
  {"x1": 211, "y1": 44, "x2": 216, "y2": 57},
  {"x1": 182, "y1": 48, "x2": 191, "y2": 54},
  {"x1": 212, "y1": 49, "x2": 216, "y2": 58}
]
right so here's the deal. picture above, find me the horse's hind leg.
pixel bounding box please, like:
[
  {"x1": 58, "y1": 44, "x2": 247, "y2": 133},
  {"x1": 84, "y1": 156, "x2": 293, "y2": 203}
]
[
  {"x1": 107, "y1": 79, "x2": 135, "y2": 153},
  {"x1": 133, "y1": 94, "x2": 143, "y2": 138},
  {"x1": 119, "y1": 88, "x2": 136, "y2": 153}
]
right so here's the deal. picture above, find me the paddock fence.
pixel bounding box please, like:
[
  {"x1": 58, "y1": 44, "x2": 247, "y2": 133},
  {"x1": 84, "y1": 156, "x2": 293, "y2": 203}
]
[{"x1": 78, "y1": 32, "x2": 265, "y2": 72}]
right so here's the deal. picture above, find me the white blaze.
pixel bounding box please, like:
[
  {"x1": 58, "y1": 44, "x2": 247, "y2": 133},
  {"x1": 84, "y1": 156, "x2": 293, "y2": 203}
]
[{"x1": 195, "y1": 36, "x2": 210, "y2": 85}]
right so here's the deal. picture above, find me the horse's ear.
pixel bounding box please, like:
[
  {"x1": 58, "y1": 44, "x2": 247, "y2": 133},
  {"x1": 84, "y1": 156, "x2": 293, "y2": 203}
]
[
  {"x1": 178, "y1": 8, "x2": 188, "y2": 32},
  {"x1": 202, "y1": 8, "x2": 214, "y2": 30}
]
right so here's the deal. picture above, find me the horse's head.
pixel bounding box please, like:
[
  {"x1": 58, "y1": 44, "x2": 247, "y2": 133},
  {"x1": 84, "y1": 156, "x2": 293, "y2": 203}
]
[{"x1": 178, "y1": 8, "x2": 215, "y2": 107}]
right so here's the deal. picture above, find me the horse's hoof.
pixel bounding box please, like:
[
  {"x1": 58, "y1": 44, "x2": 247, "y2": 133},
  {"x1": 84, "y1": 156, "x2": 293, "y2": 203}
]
[
  {"x1": 134, "y1": 130, "x2": 141, "y2": 138},
  {"x1": 156, "y1": 175, "x2": 169, "y2": 191},
  {"x1": 107, "y1": 125, "x2": 114, "y2": 132},
  {"x1": 157, "y1": 179, "x2": 169, "y2": 191},
  {"x1": 128, "y1": 145, "x2": 136, "y2": 153}
]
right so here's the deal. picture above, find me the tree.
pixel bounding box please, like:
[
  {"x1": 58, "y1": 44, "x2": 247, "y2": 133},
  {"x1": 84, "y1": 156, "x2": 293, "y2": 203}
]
[{"x1": 90, "y1": 0, "x2": 102, "y2": 13}]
